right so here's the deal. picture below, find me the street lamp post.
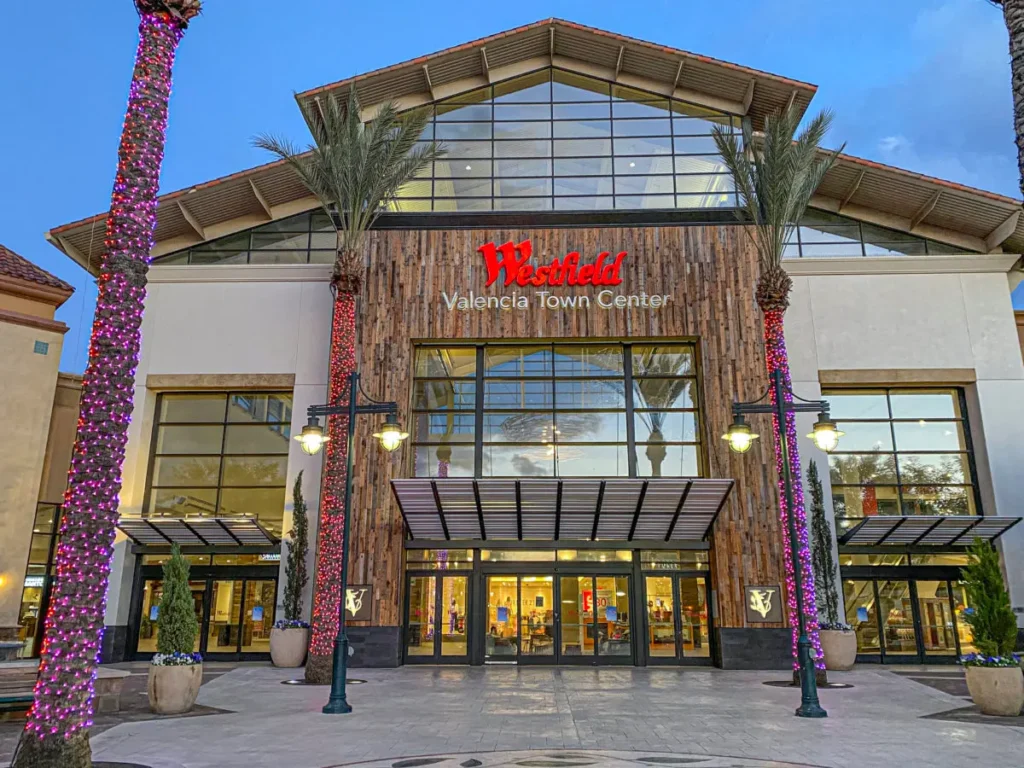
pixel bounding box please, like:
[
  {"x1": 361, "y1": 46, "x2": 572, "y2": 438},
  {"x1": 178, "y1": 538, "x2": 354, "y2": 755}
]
[
  {"x1": 296, "y1": 371, "x2": 408, "y2": 715},
  {"x1": 722, "y1": 368, "x2": 843, "y2": 719}
]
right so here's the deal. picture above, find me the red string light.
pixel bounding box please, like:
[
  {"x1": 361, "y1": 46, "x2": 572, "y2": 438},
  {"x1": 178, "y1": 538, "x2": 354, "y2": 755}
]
[{"x1": 307, "y1": 293, "x2": 357, "y2": 662}]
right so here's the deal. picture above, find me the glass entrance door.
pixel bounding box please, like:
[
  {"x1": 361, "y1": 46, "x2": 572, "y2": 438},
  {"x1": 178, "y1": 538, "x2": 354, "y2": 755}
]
[
  {"x1": 405, "y1": 573, "x2": 471, "y2": 663},
  {"x1": 133, "y1": 576, "x2": 276, "y2": 659},
  {"x1": 843, "y1": 577, "x2": 973, "y2": 663},
  {"x1": 643, "y1": 574, "x2": 711, "y2": 664},
  {"x1": 482, "y1": 573, "x2": 633, "y2": 665}
]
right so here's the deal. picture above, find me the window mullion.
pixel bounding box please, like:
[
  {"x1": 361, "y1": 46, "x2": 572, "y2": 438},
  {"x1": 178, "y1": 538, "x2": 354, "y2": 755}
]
[
  {"x1": 624, "y1": 345, "x2": 638, "y2": 477},
  {"x1": 475, "y1": 346, "x2": 485, "y2": 477}
]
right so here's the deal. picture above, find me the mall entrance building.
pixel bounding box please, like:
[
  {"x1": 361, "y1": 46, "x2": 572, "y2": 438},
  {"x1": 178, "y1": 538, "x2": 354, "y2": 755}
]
[{"x1": 42, "y1": 19, "x2": 1024, "y2": 668}]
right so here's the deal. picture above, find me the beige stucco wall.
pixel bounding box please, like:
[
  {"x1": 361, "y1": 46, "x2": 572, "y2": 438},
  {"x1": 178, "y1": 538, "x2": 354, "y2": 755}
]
[{"x1": 0, "y1": 321, "x2": 65, "y2": 630}]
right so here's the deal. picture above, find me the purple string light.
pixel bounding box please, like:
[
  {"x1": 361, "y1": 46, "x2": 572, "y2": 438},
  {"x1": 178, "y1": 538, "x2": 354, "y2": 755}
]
[{"x1": 19, "y1": 10, "x2": 191, "y2": 752}]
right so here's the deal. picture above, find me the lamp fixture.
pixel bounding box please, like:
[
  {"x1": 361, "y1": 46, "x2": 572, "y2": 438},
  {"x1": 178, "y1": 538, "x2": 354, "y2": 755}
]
[
  {"x1": 373, "y1": 414, "x2": 409, "y2": 452},
  {"x1": 808, "y1": 415, "x2": 843, "y2": 453},
  {"x1": 722, "y1": 415, "x2": 758, "y2": 454},
  {"x1": 295, "y1": 416, "x2": 328, "y2": 456}
]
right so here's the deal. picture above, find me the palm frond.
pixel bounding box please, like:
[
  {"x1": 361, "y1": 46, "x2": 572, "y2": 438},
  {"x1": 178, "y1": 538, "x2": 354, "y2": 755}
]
[
  {"x1": 712, "y1": 106, "x2": 843, "y2": 277},
  {"x1": 252, "y1": 86, "x2": 447, "y2": 269}
]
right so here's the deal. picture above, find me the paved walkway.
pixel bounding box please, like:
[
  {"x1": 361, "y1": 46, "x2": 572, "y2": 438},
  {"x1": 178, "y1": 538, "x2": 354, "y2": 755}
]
[{"x1": 74, "y1": 665, "x2": 1024, "y2": 768}]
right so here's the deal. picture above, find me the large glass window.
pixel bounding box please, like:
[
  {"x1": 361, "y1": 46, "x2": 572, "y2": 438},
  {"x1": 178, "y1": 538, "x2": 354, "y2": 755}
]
[
  {"x1": 824, "y1": 388, "x2": 978, "y2": 518},
  {"x1": 17, "y1": 504, "x2": 62, "y2": 657},
  {"x1": 783, "y1": 209, "x2": 968, "y2": 259},
  {"x1": 157, "y1": 211, "x2": 335, "y2": 267},
  {"x1": 394, "y1": 69, "x2": 739, "y2": 213},
  {"x1": 412, "y1": 342, "x2": 703, "y2": 478},
  {"x1": 147, "y1": 392, "x2": 293, "y2": 536}
]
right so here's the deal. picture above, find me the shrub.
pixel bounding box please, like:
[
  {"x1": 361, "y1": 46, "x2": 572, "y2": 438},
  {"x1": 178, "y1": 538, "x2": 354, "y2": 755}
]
[
  {"x1": 155, "y1": 543, "x2": 200, "y2": 659},
  {"x1": 282, "y1": 470, "x2": 310, "y2": 623},
  {"x1": 960, "y1": 537, "x2": 1019, "y2": 665},
  {"x1": 808, "y1": 461, "x2": 849, "y2": 629}
]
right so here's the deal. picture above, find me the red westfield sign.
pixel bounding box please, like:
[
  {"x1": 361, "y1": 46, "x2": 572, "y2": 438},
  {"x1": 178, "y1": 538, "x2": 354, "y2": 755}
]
[{"x1": 478, "y1": 240, "x2": 626, "y2": 288}]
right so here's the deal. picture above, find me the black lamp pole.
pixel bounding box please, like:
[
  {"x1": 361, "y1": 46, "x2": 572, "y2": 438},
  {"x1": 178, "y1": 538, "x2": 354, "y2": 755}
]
[
  {"x1": 308, "y1": 371, "x2": 398, "y2": 715},
  {"x1": 732, "y1": 369, "x2": 829, "y2": 718}
]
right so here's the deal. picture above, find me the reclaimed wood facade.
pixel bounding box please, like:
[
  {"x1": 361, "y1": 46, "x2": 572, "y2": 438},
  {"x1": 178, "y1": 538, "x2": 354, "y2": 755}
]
[{"x1": 346, "y1": 225, "x2": 785, "y2": 629}]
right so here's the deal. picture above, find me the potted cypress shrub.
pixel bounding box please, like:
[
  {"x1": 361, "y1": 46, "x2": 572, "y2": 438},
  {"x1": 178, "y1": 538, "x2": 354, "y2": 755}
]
[
  {"x1": 271, "y1": 472, "x2": 311, "y2": 667},
  {"x1": 960, "y1": 537, "x2": 1023, "y2": 716},
  {"x1": 148, "y1": 544, "x2": 203, "y2": 714},
  {"x1": 809, "y1": 461, "x2": 856, "y2": 670}
]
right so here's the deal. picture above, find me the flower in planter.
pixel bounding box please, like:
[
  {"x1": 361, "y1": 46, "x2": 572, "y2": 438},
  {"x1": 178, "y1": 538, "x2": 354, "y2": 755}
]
[
  {"x1": 151, "y1": 652, "x2": 203, "y2": 667},
  {"x1": 273, "y1": 619, "x2": 311, "y2": 630},
  {"x1": 959, "y1": 652, "x2": 1021, "y2": 668}
]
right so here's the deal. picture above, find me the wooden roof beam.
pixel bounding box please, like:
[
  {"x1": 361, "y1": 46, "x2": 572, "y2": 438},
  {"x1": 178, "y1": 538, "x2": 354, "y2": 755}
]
[
  {"x1": 550, "y1": 26, "x2": 555, "y2": 56},
  {"x1": 742, "y1": 79, "x2": 756, "y2": 113},
  {"x1": 480, "y1": 46, "x2": 489, "y2": 76},
  {"x1": 422, "y1": 64, "x2": 437, "y2": 100},
  {"x1": 614, "y1": 45, "x2": 625, "y2": 79},
  {"x1": 176, "y1": 201, "x2": 206, "y2": 241},
  {"x1": 910, "y1": 191, "x2": 941, "y2": 230},
  {"x1": 785, "y1": 88, "x2": 798, "y2": 114},
  {"x1": 673, "y1": 60, "x2": 685, "y2": 88},
  {"x1": 49, "y1": 233, "x2": 89, "y2": 270},
  {"x1": 985, "y1": 209, "x2": 1021, "y2": 252},
  {"x1": 248, "y1": 179, "x2": 273, "y2": 220},
  {"x1": 839, "y1": 170, "x2": 865, "y2": 212}
]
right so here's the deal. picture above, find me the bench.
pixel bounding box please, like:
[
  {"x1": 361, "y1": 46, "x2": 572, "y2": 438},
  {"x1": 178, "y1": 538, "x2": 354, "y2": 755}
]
[
  {"x1": 0, "y1": 662, "x2": 130, "y2": 716},
  {"x1": 0, "y1": 662, "x2": 37, "y2": 717}
]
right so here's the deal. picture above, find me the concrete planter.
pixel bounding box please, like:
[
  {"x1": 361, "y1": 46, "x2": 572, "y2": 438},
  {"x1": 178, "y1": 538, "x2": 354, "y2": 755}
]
[
  {"x1": 965, "y1": 665, "x2": 1024, "y2": 716},
  {"x1": 820, "y1": 629, "x2": 857, "y2": 671},
  {"x1": 148, "y1": 662, "x2": 203, "y2": 715},
  {"x1": 270, "y1": 627, "x2": 309, "y2": 668}
]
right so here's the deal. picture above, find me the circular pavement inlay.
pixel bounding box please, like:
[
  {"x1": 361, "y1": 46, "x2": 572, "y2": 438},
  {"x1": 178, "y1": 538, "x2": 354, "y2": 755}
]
[{"x1": 327, "y1": 748, "x2": 828, "y2": 768}]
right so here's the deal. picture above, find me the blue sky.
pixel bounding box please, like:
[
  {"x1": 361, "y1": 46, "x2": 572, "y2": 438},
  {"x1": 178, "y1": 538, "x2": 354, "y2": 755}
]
[{"x1": 0, "y1": 0, "x2": 1018, "y2": 373}]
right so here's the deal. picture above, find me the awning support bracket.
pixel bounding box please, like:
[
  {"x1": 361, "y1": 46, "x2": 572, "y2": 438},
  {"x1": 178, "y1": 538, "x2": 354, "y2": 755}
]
[
  {"x1": 628, "y1": 481, "x2": 649, "y2": 541},
  {"x1": 473, "y1": 480, "x2": 487, "y2": 540},
  {"x1": 515, "y1": 481, "x2": 523, "y2": 541},
  {"x1": 591, "y1": 480, "x2": 606, "y2": 541},
  {"x1": 430, "y1": 481, "x2": 451, "y2": 540},
  {"x1": 554, "y1": 480, "x2": 563, "y2": 541},
  {"x1": 664, "y1": 480, "x2": 693, "y2": 541}
]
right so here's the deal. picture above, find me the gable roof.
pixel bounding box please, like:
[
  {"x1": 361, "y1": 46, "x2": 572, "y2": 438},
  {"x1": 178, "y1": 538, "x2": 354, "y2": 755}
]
[
  {"x1": 0, "y1": 244, "x2": 74, "y2": 295},
  {"x1": 43, "y1": 20, "x2": 1024, "y2": 272},
  {"x1": 296, "y1": 18, "x2": 817, "y2": 129}
]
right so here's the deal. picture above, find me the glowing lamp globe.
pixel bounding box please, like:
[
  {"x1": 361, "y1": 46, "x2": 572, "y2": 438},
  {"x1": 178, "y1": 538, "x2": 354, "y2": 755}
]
[
  {"x1": 722, "y1": 417, "x2": 759, "y2": 454},
  {"x1": 373, "y1": 418, "x2": 409, "y2": 453},
  {"x1": 808, "y1": 417, "x2": 843, "y2": 453},
  {"x1": 295, "y1": 418, "x2": 328, "y2": 456}
]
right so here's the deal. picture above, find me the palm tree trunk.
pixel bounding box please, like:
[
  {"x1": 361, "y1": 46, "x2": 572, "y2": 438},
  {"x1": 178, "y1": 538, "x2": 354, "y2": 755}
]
[
  {"x1": 1003, "y1": 0, "x2": 1024, "y2": 196},
  {"x1": 13, "y1": 11, "x2": 191, "y2": 768},
  {"x1": 305, "y1": 280, "x2": 358, "y2": 683},
  {"x1": 762, "y1": 308, "x2": 825, "y2": 674}
]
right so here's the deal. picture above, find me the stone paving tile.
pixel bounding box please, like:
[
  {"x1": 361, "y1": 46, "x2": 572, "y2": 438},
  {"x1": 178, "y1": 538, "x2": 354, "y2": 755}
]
[{"x1": 64, "y1": 665, "x2": 1024, "y2": 768}]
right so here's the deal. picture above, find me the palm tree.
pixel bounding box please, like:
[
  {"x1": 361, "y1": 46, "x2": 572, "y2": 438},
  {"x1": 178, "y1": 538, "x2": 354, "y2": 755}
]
[
  {"x1": 12, "y1": 3, "x2": 199, "y2": 767},
  {"x1": 712, "y1": 107, "x2": 841, "y2": 674},
  {"x1": 256, "y1": 88, "x2": 444, "y2": 683},
  {"x1": 992, "y1": 1, "x2": 1024, "y2": 195}
]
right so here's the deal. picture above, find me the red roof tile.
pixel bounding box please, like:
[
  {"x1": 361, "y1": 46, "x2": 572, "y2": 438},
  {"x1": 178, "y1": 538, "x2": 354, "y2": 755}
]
[{"x1": 0, "y1": 244, "x2": 74, "y2": 293}]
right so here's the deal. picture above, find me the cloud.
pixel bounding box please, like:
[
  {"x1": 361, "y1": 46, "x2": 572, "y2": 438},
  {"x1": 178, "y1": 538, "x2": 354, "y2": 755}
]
[
  {"x1": 831, "y1": 0, "x2": 1018, "y2": 197},
  {"x1": 511, "y1": 454, "x2": 550, "y2": 477}
]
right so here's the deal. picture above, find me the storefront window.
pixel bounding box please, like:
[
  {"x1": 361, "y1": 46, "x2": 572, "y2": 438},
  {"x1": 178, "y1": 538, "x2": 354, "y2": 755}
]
[
  {"x1": 17, "y1": 504, "x2": 62, "y2": 657},
  {"x1": 824, "y1": 388, "x2": 977, "y2": 518},
  {"x1": 838, "y1": 554, "x2": 907, "y2": 566},
  {"x1": 844, "y1": 579, "x2": 880, "y2": 653},
  {"x1": 413, "y1": 342, "x2": 703, "y2": 479},
  {"x1": 951, "y1": 581, "x2": 975, "y2": 653},
  {"x1": 147, "y1": 392, "x2": 293, "y2": 536},
  {"x1": 406, "y1": 549, "x2": 474, "y2": 569}
]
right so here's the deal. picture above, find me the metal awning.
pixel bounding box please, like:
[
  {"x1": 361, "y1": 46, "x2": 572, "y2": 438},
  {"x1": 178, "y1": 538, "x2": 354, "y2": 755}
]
[
  {"x1": 390, "y1": 477, "x2": 733, "y2": 542},
  {"x1": 836, "y1": 515, "x2": 1021, "y2": 547},
  {"x1": 117, "y1": 517, "x2": 278, "y2": 547}
]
